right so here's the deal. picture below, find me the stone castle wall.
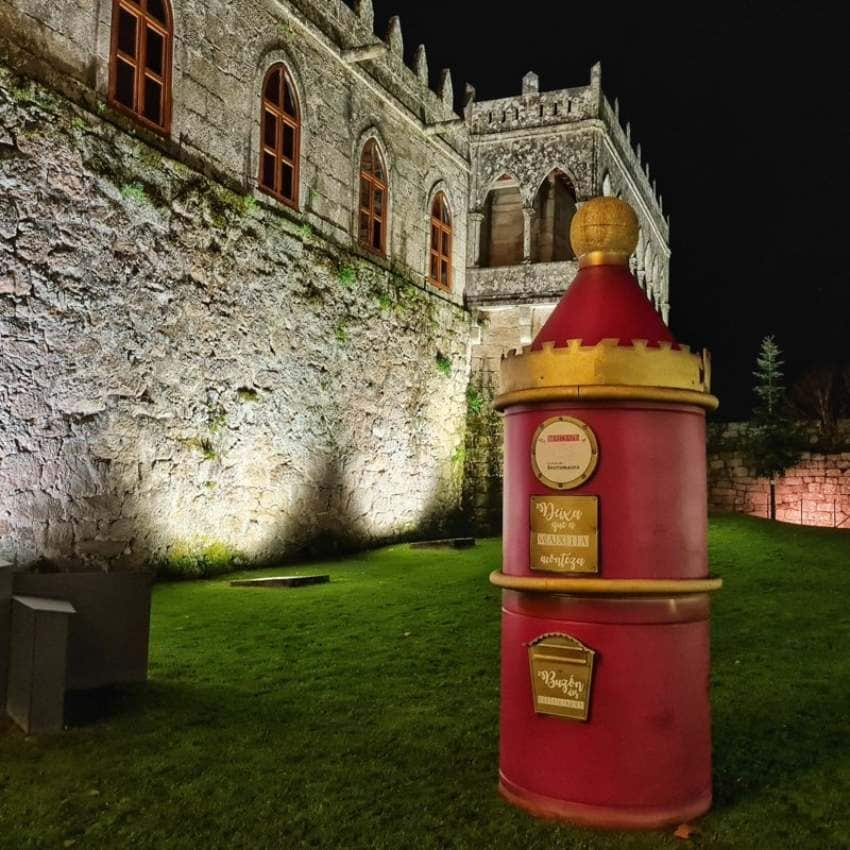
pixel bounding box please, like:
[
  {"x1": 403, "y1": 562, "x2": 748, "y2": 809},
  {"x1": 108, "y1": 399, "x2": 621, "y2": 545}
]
[
  {"x1": 0, "y1": 65, "x2": 473, "y2": 571},
  {"x1": 0, "y1": 0, "x2": 674, "y2": 567},
  {"x1": 708, "y1": 423, "x2": 850, "y2": 528},
  {"x1": 0, "y1": 0, "x2": 469, "y2": 298}
]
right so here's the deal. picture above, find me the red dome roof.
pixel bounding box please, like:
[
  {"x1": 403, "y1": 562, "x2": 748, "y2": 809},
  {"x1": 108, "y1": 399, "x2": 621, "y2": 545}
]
[{"x1": 532, "y1": 263, "x2": 677, "y2": 350}]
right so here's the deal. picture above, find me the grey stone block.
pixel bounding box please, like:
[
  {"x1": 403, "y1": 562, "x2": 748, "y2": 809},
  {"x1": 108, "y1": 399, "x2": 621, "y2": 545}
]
[
  {"x1": 12, "y1": 573, "x2": 152, "y2": 691},
  {"x1": 7, "y1": 595, "x2": 75, "y2": 735},
  {"x1": 409, "y1": 537, "x2": 476, "y2": 550},
  {"x1": 230, "y1": 575, "x2": 330, "y2": 588}
]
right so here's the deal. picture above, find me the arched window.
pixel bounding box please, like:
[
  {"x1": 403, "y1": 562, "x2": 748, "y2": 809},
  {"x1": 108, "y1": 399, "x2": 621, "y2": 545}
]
[
  {"x1": 479, "y1": 175, "x2": 523, "y2": 267},
  {"x1": 532, "y1": 169, "x2": 577, "y2": 263},
  {"x1": 358, "y1": 139, "x2": 388, "y2": 256},
  {"x1": 428, "y1": 193, "x2": 452, "y2": 290},
  {"x1": 259, "y1": 64, "x2": 301, "y2": 207},
  {"x1": 109, "y1": 0, "x2": 172, "y2": 134}
]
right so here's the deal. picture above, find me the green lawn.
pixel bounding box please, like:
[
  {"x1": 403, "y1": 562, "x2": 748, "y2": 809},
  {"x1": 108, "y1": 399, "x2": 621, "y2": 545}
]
[{"x1": 1, "y1": 515, "x2": 849, "y2": 850}]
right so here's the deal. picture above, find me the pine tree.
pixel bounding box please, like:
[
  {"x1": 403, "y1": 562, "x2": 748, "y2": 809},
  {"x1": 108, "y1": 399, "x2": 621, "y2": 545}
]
[
  {"x1": 753, "y1": 336, "x2": 785, "y2": 418},
  {"x1": 745, "y1": 336, "x2": 803, "y2": 518}
]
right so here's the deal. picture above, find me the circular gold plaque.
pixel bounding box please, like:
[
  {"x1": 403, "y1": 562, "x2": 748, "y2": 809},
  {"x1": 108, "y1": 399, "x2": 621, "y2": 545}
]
[{"x1": 531, "y1": 416, "x2": 599, "y2": 490}]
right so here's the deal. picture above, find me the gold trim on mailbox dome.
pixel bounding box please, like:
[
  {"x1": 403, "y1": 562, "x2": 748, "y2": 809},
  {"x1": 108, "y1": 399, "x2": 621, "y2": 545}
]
[
  {"x1": 531, "y1": 416, "x2": 599, "y2": 490},
  {"x1": 494, "y1": 339, "x2": 717, "y2": 412}
]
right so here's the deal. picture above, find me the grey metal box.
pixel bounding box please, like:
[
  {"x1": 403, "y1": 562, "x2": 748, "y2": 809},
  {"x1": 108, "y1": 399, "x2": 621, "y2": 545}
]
[
  {"x1": 6, "y1": 596, "x2": 75, "y2": 735},
  {"x1": 12, "y1": 573, "x2": 152, "y2": 690}
]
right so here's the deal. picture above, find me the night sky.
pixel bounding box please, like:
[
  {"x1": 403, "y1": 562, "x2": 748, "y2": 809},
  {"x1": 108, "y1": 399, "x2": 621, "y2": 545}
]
[{"x1": 374, "y1": 1, "x2": 850, "y2": 418}]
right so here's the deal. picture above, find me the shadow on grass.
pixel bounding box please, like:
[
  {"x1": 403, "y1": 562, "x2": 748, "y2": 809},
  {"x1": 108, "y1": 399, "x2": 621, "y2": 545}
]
[
  {"x1": 62, "y1": 676, "x2": 308, "y2": 735},
  {"x1": 711, "y1": 685, "x2": 849, "y2": 811},
  {"x1": 62, "y1": 679, "x2": 241, "y2": 729},
  {"x1": 63, "y1": 684, "x2": 152, "y2": 728}
]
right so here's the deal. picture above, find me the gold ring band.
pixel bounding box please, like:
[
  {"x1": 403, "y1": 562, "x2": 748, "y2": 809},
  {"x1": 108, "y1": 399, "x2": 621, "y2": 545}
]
[
  {"x1": 490, "y1": 570, "x2": 722, "y2": 595},
  {"x1": 578, "y1": 250, "x2": 630, "y2": 268},
  {"x1": 493, "y1": 385, "x2": 719, "y2": 412}
]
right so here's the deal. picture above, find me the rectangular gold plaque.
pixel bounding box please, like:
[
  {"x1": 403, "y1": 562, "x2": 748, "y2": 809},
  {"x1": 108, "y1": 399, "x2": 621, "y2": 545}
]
[
  {"x1": 528, "y1": 634, "x2": 596, "y2": 722},
  {"x1": 530, "y1": 495, "x2": 599, "y2": 574}
]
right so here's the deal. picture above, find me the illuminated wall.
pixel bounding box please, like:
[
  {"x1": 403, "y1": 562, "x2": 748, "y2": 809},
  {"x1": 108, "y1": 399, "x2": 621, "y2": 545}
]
[
  {"x1": 708, "y1": 425, "x2": 850, "y2": 528},
  {"x1": 0, "y1": 0, "x2": 673, "y2": 568},
  {"x1": 0, "y1": 66, "x2": 472, "y2": 571}
]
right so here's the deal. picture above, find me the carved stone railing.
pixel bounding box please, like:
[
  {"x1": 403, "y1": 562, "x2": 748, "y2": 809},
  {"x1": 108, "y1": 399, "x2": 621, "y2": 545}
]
[{"x1": 465, "y1": 260, "x2": 578, "y2": 308}]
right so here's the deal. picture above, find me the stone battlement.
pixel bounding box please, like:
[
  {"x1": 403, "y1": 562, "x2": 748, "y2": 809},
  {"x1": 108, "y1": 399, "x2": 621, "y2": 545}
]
[
  {"x1": 469, "y1": 86, "x2": 598, "y2": 133},
  {"x1": 599, "y1": 95, "x2": 667, "y2": 239},
  {"x1": 469, "y1": 67, "x2": 665, "y2": 242},
  {"x1": 283, "y1": 0, "x2": 462, "y2": 123}
]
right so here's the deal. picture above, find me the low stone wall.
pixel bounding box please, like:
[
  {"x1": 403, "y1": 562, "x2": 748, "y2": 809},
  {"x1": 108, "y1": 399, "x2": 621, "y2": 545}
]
[{"x1": 708, "y1": 423, "x2": 850, "y2": 528}]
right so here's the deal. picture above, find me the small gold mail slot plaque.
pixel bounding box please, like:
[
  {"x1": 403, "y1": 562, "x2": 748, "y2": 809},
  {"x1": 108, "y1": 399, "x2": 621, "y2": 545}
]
[
  {"x1": 530, "y1": 495, "x2": 599, "y2": 574},
  {"x1": 528, "y1": 633, "x2": 596, "y2": 722}
]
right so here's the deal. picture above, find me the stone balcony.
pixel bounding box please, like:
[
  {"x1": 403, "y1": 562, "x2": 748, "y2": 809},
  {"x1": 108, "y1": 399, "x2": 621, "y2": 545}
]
[{"x1": 464, "y1": 260, "x2": 578, "y2": 308}]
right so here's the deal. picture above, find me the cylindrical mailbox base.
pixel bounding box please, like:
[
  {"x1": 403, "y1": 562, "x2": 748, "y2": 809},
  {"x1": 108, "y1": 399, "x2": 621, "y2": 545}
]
[{"x1": 499, "y1": 590, "x2": 712, "y2": 830}]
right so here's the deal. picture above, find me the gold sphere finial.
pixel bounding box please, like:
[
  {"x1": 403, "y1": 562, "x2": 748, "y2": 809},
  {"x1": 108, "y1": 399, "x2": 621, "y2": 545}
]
[{"x1": 570, "y1": 196, "x2": 640, "y2": 267}]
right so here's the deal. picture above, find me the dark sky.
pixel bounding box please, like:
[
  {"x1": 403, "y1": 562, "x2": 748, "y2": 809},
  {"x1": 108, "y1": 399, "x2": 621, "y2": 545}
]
[{"x1": 375, "y1": 1, "x2": 850, "y2": 418}]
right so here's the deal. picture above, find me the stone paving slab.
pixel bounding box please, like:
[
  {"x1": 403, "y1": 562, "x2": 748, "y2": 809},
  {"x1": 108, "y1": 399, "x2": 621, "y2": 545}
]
[
  {"x1": 409, "y1": 538, "x2": 476, "y2": 549},
  {"x1": 230, "y1": 576, "x2": 330, "y2": 588}
]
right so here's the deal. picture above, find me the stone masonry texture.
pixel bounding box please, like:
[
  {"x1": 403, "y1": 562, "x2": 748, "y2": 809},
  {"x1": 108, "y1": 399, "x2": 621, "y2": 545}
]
[
  {"x1": 708, "y1": 422, "x2": 850, "y2": 528},
  {"x1": 0, "y1": 0, "x2": 670, "y2": 569},
  {"x1": 0, "y1": 67, "x2": 471, "y2": 570}
]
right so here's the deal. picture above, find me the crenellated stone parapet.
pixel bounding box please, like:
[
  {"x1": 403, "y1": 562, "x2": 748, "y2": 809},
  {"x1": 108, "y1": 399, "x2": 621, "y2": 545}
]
[
  {"x1": 464, "y1": 66, "x2": 670, "y2": 321},
  {"x1": 468, "y1": 86, "x2": 599, "y2": 135},
  {"x1": 598, "y1": 96, "x2": 666, "y2": 239}
]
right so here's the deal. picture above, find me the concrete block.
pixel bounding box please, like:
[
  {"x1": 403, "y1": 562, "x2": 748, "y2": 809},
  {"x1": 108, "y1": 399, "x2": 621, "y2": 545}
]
[
  {"x1": 409, "y1": 537, "x2": 476, "y2": 550},
  {"x1": 12, "y1": 573, "x2": 152, "y2": 690},
  {"x1": 230, "y1": 575, "x2": 330, "y2": 588},
  {"x1": 7, "y1": 595, "x2": 75, "y2": 735}
]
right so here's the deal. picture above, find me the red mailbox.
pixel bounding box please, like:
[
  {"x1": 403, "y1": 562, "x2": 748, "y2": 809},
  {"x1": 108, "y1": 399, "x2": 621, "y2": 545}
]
[{"x1": 491, "y1": 197, "x2": 722, "y2": 830}]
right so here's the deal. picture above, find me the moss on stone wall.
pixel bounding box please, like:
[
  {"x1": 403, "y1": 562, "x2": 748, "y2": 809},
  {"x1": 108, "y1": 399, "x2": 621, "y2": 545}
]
[
  {"x1": 159, "y1": 540, "x2": 244, "y2": 579},
  {"x1": 0, "y1": 64, "x2": 475, "y2": 573},
  {"x1": 460, "y1": 379, "x2": 503, "y2": 535}
]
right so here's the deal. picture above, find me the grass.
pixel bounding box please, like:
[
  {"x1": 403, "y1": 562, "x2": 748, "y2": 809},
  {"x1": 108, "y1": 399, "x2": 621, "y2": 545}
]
[
  {"x1": 466, "y1": 386, "x2": 484, "y2": 415},
  {"x1": 119, "y1": 182, "x2": 149, "y2": 205},
  {"x1": 337, "y1": 265, "x2": 357, "y2": 288},
  {"x1": 435, "y1": 352, "x2": 452, "y2": 376},
  {"x1": 0, "y1": 515, "x2": 848, "y2": 849}
]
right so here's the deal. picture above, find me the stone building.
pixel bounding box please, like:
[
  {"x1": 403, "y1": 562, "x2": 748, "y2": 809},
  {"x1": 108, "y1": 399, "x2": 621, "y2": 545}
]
[
  {"x1": 463, "y1": 67, "x2": 669, "y2": 529},
  {"x1": 0, "y1": 0, "x2": 669, "y2": 570}
]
